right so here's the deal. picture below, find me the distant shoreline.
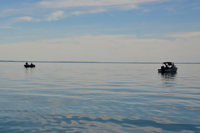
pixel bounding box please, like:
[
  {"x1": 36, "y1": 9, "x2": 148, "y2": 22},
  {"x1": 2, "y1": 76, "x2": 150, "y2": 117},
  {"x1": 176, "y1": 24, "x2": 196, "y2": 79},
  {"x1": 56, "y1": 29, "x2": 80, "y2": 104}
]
[{"x1": 0, "y1": 60, "x2": 199, "y2": 64}]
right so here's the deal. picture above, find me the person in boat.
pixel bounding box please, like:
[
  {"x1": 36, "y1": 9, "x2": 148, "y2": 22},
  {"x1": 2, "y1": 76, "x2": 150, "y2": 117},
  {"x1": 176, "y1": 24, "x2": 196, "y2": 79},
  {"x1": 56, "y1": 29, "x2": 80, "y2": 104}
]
[
  {"x1": 31, "y1": 62, "x2": 33, "y2": 65},
  {"x1": 25, "y1": 62, "x2": 29, "y2": 65},
  {"x1": 165, "y1": 65, "x2": 168, "y2": 70}
]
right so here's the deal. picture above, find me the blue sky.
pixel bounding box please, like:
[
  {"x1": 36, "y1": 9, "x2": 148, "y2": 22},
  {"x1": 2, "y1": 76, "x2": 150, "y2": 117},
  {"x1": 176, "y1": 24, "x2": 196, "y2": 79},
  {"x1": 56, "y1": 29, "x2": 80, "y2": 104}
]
[{"x1": 0, "y1": 0, "x2": 200, "y2": 62}]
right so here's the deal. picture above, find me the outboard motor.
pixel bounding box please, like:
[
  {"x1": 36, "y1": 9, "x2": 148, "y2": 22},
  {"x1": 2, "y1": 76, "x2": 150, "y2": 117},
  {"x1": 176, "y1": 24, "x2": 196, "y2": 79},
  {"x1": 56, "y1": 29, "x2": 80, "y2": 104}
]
[{"x1": 161, "y1": 66, "x2": 165, "y2": 73}]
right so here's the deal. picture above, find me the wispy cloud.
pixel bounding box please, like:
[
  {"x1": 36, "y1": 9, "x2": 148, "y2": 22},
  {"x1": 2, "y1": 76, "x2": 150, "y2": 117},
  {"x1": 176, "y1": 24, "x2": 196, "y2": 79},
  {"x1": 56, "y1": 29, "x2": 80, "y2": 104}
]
[
  {"x1": 0, "y1": 0, "x2": 170, "y2": 24},
  {"x1": 37, "y1": 0, "x2": 166, "y2": 19},
  {"x1": 0, "y1": 0, "x2": 159, "y2": 18},
  {"x1": 14, "y1": 16, "x2": 41, "y2": 22},
  {"x1": 164, "y1": 32, "x2": 200, "y2": 38},
  {"x1": 88, "y1": 9, "x2": 107, "y2": 14},
  {"x1": 15, "y1": 16, "x2": 33, "y2": 21},
  {"x1": 71, "y1": 9, "x2": 107, "y2": 16},
  {"x1": 46, "y1": 9, "x2": 107, "y2": 21},
  {"x1": 38, "y1": 0, "x2": 163, "y2": 8},
  {"x1": 37, "y1": 0, "x2": 155, "y2": 20},
  {"x1": 47, "y1": 11, "x2": 65, "y2": 21},
  {"x1": 71, "y1": 11, "x2": 85, "y2": 16}
]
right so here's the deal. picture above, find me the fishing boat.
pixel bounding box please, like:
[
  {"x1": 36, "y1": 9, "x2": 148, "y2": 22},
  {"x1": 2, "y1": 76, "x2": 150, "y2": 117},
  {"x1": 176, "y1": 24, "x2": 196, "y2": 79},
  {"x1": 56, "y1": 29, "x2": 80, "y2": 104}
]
[
  {"x1": 24, "y1": 62, "x2": 35, "y2": 68},
  {"x1": 158, "y1": 62, "x2": 177, "y2": 73}
]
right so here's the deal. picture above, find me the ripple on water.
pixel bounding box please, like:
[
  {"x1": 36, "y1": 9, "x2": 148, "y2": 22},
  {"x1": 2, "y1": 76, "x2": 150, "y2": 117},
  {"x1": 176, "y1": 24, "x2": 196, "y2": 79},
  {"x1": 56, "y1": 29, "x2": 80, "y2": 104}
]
[
  {"x1": 1, "y1": 63, "x2": 200, "y2": 132},
  {"x1": 0, "y1": 113, "x2": 200, "y2": 133}
]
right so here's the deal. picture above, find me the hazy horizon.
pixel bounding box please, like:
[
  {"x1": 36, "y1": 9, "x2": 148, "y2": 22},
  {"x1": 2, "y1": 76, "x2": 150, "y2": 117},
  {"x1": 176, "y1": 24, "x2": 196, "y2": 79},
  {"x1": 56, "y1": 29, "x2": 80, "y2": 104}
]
[{"x1": 0, "y1": 60, "x2": 200, "y2": 64}]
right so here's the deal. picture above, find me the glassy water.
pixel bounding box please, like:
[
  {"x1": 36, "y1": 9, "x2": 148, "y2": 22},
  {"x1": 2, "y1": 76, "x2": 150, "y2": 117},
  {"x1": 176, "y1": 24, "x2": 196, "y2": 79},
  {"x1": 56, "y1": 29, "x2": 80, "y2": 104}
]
[{"x1": 0, "y1": 62, "x2": 200, "y2": 133}]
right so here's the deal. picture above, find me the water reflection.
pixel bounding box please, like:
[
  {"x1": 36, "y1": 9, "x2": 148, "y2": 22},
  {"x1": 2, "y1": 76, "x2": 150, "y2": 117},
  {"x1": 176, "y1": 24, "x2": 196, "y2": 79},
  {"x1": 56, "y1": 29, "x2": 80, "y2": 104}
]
[
  {"x1": 159, "y1": 72, "x2": 177, "y2": 87},
  {"x1": 160, "y1": 72, "x2": 177, "y2": 80},
  {"x1": 25, "y1": 67, "x2": 35, "y2": 77}
]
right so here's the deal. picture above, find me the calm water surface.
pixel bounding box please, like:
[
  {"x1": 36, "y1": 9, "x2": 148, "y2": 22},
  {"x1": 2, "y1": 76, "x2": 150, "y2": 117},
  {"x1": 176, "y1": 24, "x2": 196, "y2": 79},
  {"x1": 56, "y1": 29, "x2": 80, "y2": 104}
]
[{"x1": 0, "y1": 62, "x2": 200, "y2": 133}]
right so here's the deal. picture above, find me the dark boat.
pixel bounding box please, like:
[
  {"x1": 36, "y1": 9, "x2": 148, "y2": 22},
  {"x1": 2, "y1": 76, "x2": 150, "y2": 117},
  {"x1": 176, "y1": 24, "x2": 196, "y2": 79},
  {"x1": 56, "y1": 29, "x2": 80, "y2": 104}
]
[
  {"x1": 158, "y1": 62, "x2": 177, "y2": 73},
  {"x1": 24, "y1": 64, "x2": 35, "y2": 68}
]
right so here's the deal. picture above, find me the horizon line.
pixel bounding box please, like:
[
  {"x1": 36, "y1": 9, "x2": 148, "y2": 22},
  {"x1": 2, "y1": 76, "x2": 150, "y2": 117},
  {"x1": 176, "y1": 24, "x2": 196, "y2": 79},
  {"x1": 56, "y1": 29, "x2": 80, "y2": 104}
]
[{"x1": 0, "y1": 60, "x2": 200, "y2": 64}]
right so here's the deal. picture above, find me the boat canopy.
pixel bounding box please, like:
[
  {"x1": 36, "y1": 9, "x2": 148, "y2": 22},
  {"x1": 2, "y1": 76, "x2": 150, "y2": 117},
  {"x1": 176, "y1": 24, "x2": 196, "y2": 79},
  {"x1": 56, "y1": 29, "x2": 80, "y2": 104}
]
[{"x1": 163, "y1": 62, "x2": 174, "y2": 65}]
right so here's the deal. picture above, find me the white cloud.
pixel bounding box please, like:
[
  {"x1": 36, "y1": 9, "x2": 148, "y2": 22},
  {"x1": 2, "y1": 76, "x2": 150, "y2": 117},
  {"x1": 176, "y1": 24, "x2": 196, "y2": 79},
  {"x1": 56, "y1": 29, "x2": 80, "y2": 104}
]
[
  {"x1": 0, "y1": 0, "x2": 169, "y2": 24},
  {"x1": 45, "y1": 9, "x2": 107, "y2": 20},
  {"x1": 118, "y1": 4, "x2": 138, "y2": 11},
  {"x1": 88, "y1": 9, "x2": 107, "y2": 14},
  {"x1": 16, "y1": 16, "x2": 33, "y2": 21},
  {"x1": 71, "y1": 11, "x2": 85, "y2": 16},
  {"x1": 38, "y1": 0, "x2": 163, "y2": 8},
  {"x1": 1, "y1": 32, "x2": 200, "y2": 62},
  {"x1": 71, "y1": 9, "x2": 107, "y2": 16},
  {"x1": 14, "y1": 16, "x2": 41, "y2": 22},
  {"x1": 164, "y1": 32, "x2": 200, "y2": 38},
  {"x1": 47, "y1": 11, "x2": 64, "y2": 21},
  {"x1": 37, "y1": 0, "x2": 166, "y2": 19}
]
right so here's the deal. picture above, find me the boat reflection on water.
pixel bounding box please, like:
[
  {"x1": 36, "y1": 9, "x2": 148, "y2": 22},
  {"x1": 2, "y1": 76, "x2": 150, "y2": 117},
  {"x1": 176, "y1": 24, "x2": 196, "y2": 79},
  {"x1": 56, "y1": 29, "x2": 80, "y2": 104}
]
[
  {"x1": 161, "y1": 72, "x2": 177, "y2": 80},
  {"x1": 25, "y1": 67, "x2": 35, "y2": 76},
  {"x1": 159, "y1": 72, "x2": 177, "y2": 88}
]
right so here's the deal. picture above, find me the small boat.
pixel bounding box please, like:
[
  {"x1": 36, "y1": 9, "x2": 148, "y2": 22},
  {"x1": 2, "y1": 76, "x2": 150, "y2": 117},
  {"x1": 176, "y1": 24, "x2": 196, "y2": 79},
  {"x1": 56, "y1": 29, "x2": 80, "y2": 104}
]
[
  {"x1": 158, "y1": 62, "x2": 177, "y2": 73},
  {"x1": 24, "y1": 62, "x2": 35, "y2": 68}
]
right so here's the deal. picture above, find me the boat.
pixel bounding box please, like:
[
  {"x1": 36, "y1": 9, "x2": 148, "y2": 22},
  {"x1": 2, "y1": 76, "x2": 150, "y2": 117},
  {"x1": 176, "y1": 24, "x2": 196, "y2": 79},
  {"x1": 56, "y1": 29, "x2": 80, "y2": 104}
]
[
  {"x1": 24, "y1": 62, "x2": 35, "y2": 68},
  {"x1": 158, "y1": 62, "x2": 177, "y2": 73}
]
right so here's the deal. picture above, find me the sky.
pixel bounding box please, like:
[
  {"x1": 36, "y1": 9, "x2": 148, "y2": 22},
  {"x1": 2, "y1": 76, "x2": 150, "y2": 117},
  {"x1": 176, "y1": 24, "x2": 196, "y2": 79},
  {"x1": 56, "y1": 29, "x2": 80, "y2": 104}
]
[{"x1": 0, "y1": 0, "x2": 200, "y2": 62}]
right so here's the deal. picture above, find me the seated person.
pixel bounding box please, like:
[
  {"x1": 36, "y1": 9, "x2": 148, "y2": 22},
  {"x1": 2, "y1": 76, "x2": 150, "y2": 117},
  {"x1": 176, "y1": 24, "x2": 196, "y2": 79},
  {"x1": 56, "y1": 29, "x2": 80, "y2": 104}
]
[{"x1": 165, "y1": 65, "x2": 168, "y2": 69}]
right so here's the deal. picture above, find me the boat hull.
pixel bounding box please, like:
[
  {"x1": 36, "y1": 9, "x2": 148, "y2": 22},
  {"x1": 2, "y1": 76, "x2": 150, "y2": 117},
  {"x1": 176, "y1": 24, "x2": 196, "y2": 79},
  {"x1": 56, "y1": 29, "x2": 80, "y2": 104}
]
[
  {"x1": 24, "y1": 64, "x2": 35, "y2": 68},
  {"x1": 158, "y1": 68, "x2": 177, "y2": 73}
]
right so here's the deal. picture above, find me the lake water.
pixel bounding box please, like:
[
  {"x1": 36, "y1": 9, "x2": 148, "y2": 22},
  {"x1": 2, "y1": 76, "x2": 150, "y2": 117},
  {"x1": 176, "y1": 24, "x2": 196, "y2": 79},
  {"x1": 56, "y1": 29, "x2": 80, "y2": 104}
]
[{"x1": 0, "y1": 62, "x2": 200, "y2": 133}]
